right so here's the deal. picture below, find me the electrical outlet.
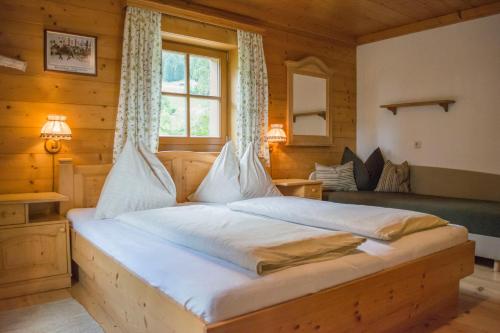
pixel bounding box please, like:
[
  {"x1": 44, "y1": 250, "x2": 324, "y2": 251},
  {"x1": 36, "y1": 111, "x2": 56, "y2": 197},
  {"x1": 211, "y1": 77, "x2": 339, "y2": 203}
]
[{"x1": 414, "y1": 141, "x2": 422, "y2": 149}]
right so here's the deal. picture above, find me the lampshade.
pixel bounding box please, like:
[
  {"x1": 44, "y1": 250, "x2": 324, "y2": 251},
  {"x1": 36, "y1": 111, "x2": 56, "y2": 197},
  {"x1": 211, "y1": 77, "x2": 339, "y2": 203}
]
[
  {"x1": 40, "y1": 115, "x2": 72, "y2": 140},
  {"x1": 266, "y1": 124, "x2": 287, "y2": 143}
]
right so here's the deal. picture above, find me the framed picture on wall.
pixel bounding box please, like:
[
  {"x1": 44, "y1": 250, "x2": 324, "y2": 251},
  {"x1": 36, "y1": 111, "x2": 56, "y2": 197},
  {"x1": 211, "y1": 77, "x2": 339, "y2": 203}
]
[{"x1": 44, "y1": 30, "x2": 97, "y2": 76}]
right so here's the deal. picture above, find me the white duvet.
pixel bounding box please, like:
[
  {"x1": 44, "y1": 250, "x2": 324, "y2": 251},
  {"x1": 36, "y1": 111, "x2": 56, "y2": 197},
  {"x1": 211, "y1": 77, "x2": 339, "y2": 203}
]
[
  {"x1": 228, "y1": 196, "x2": 448, "y2": 240},
  {"x1": 70, "y1": 207, "x2": 468, "y2": 323},
  {"x1": 116, "y1": 205, "x2": 364, "y2": 275}
]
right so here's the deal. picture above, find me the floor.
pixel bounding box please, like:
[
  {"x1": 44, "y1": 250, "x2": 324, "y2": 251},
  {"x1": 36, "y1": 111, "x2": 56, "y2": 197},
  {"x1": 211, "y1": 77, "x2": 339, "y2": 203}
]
[
  {"x1": 0, "y1": 296, "x2": 103, "y2": 333},
  {"x1": 0, "y1": 262, "x2": 498, "y2": 333},
  {"x1": 409, "y1": 261, "x2": 500, "y2": 332}
]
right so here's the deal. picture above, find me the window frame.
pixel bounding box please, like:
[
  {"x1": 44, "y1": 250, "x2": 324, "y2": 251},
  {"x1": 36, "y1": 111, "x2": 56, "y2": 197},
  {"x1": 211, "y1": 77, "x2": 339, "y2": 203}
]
[{"x1": 159, "y1": 41, "x2": 228, "y2": 146}]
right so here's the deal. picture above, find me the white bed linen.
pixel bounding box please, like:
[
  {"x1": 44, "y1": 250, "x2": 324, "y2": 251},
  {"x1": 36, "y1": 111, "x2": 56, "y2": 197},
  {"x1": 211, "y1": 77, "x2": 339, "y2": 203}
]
[
  {"x1": 116, "y1": 205, "x2": 364, "y2": 275},
  {"x1": 229, "y1": 197, "x2": 448, "y2": 240},
  {"x1": 67, "y1": 207, "x2": 467, "y2": 324}
]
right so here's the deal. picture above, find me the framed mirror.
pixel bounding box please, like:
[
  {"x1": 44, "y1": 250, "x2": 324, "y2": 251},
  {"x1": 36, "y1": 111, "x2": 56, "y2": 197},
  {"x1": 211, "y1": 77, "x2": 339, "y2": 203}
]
[{"x1": 285, "y1": 56, "x2": 333, "y2": 146}]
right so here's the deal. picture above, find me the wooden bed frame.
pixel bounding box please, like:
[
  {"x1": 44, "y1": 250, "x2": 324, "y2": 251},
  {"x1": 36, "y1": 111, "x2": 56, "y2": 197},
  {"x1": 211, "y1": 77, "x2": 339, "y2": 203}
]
[{"x1": 58, "y1": 152, "x2": 475, "y2": 333}]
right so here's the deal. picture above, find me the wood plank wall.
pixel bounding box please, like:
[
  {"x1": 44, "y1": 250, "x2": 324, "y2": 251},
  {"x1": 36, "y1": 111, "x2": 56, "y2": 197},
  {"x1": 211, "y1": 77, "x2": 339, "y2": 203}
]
[
  {"x1": 0, "y1": 0, "x2": 355, "y2": 193},
  {"x1": 264, "y1": 29, "x2": 356, "y2": 178},
  {"x1": 0, "y1": 0, "x2": 123, "y2": 193}
]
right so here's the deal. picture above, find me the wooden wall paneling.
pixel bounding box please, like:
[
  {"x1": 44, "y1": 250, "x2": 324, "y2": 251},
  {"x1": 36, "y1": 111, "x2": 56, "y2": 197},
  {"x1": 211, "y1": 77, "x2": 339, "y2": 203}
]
[
  {"x1": 0, "y1": 0, "x2": 123, "y2": 37},
  {"x1": 0, "y1": 128, "x2": 114, "y2": 154},
  {"x1": 0, "y1": 21, "x2": 122, "y2": 61},
  {"x1": 0, "y1": 179, "x2": 53, "y2": 195},
  {"x1": 0, "y1": 154, "x2": 53, "y2": 182},
  {"x1": 0, "y1": 0, "x2": 123, "y2": 194},
  {"x1": 162, "y1": 15, "x2": 238, "y2": 50},
  {"x1": 0, "y1": 46, "x2": 120, "y2": 84},
  {"x1": 0, "y1": 0, "x2": 356, "y2": 193},
  {"x1": 262, "y1": 28, "x2": 356, "y2": 179},
  {"x1": 0, "y1": 101, "x2": 116, "y2": 130},
  {"x1": 129, "y1": 0, "x2": 266, "y2": 34},
  {"x1": 48, "y1": 0, "x2": 123, "y2": 14},
  {"x1": 0, "y1": 74, "x2": 119, "y2": 105}
]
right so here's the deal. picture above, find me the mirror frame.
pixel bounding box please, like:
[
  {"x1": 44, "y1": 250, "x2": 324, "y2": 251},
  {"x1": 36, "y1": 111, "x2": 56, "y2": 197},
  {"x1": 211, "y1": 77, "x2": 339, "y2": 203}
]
[{"x1": 285, "y1": 56, "x2": 333, "y2": 146}]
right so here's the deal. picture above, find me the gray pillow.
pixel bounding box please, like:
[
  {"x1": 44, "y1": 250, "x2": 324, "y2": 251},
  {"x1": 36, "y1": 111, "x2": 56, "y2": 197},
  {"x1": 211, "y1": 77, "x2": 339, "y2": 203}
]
[
  {"x1": 315, "y1": 161, "x2": 358, "y2": 192},
  {"x1": 341, "y1": 147, "x2": 384, "y2": 191}
]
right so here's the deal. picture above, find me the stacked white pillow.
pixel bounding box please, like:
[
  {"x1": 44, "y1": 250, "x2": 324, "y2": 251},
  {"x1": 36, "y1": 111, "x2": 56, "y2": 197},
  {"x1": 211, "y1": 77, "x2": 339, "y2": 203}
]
[
  {"x1": 188, "y1": 142, "x2": 281, "y2": 203},
  {"x1": 95, "y1": 140, "x2": 177, "y2": 219},
  {"x1": 240, "y1": 145, "x2": 281, "y2": 198},
  {"x1": 187, "y1": 142, "x2": 242, "y2": 203}
]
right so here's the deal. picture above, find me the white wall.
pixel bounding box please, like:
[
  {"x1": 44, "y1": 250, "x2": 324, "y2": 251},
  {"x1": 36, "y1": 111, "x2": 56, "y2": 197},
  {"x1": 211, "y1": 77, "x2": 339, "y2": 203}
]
[{"x1": 357, "y1": 14, "x2": 500, "y2": 175}]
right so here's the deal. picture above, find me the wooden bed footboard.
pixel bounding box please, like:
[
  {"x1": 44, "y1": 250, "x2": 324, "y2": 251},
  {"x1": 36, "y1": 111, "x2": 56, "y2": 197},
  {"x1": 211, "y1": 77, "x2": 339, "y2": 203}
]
[{"x1": 71, "y1": 228, "x2": 474, "y2": 333}]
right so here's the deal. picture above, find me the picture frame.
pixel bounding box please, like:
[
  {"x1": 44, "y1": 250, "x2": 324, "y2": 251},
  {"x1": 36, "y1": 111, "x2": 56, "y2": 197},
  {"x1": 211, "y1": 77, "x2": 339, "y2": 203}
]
[{"x1": 44, "y1": 30, "x2": 97, "y2": 76}]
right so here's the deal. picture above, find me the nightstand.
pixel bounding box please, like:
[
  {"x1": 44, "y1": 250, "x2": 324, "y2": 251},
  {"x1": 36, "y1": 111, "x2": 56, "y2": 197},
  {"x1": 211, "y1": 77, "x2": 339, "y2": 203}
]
[
  {"x1": 0, "y1": 192, "x2": 71, "y2": 299},
  {"x1": 273, "y1": 179, "x2": 323, "y2": 200}
]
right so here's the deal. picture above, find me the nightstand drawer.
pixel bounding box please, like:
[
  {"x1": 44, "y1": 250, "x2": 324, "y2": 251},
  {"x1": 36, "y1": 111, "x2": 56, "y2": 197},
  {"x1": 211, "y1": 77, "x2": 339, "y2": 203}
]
[
  {"x1": 0, "y1": 223, "x2": 68, "y2": 285},
  {"x1": 0, "y1": 204, "x2": 26, "y2": 226},
  {"x1": 303, "y1": 184, "x2": 322, "y2": 200},
  {"x1": 274, "y1": 179, "x2": 323, "y2": 200}
]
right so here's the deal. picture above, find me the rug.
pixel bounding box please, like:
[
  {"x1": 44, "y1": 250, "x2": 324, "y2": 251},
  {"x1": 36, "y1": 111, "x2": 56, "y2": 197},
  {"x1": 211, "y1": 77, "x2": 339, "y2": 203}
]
[{"x1": 0, "y1": 298, "x2": 103, "y2": 333}]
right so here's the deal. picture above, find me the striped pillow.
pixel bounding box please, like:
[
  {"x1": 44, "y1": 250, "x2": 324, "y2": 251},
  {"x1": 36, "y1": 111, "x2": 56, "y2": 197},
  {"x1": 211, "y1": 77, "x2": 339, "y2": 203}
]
[
  {"x1": 375, "y1": 160, "x2": 411, "y2": 193},
  {"x1": 315, "y1": 161, "x2": 358, "y2": 192}
]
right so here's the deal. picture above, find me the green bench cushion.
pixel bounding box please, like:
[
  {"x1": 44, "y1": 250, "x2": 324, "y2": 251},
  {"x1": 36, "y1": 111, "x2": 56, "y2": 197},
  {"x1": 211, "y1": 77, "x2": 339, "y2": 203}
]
[{"x1": 323, "y1": 191, "x2": 500, "y2": 238}]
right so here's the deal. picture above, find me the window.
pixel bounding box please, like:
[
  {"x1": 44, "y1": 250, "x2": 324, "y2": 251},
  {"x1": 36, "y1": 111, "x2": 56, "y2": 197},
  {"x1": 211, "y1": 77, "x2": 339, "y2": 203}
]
[{"x1": 160, "y1": 42, "x2": 227, "y2": 145}]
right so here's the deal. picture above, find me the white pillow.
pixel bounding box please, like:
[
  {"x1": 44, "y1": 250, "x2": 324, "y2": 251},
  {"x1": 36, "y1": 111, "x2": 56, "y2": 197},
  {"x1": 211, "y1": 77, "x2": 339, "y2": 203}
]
[
  {"x1": 95, "y1": 140, "x2": 176, "y2": 219},
  {"x1": 240, "y1": 145, "x2": 281, "y2": 198},
  {"x1": 138, "y1": 143, "x2": 176, "y2": 197},
  {"x1": 187, "y1": 141, "x2": 243, "y2": 203}
]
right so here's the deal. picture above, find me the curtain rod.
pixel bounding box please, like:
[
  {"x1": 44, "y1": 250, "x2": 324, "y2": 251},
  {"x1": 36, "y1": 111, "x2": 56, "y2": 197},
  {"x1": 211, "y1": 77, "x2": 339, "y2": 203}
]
[{"x1": 126, "y1": 0, "x2": 266, "y2": 34}]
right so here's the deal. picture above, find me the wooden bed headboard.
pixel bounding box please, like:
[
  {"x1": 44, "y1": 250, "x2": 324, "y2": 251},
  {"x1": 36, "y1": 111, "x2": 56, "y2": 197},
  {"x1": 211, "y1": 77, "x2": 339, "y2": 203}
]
[{"x1": 58, "y1": 151, "x2": 218, "y2": 215}]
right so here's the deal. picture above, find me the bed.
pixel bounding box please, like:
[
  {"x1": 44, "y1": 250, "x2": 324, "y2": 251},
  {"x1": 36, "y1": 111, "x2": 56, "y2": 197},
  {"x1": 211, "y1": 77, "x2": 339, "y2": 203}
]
[{"x1": 58, "y1": 152, "x2": 475, "y2": 333}]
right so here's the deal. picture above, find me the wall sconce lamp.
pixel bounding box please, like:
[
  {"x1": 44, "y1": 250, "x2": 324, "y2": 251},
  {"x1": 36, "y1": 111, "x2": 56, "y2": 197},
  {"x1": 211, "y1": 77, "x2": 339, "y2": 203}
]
[
  {"x1": 40, "y1": 115, "x2": 72, "y2": 191},
  {"x1": 40, "y1": 115, "x2": 72, "y2": 154}
]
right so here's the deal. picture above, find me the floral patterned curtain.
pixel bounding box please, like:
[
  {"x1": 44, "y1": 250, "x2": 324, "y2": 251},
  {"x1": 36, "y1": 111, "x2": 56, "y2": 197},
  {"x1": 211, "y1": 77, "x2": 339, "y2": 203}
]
[
  {"x1": 236, "y1": 30, "x2": 270, "y2": 164},
  {"x1": 113, "y1": 6, "x2": 162, "y2": 161}
]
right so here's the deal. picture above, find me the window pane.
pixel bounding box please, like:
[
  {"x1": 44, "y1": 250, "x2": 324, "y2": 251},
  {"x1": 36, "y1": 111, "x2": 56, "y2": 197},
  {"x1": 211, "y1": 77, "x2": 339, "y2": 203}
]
[
  {"x1": 162, "y1": 51, "x2": 186, "y2": 93},
  {"x1": 189, "y1": 55, "x2": 220, "y2": 97},
  {"x1": 190, "y1": 98, "x2": 220, "y2": 137},
  {"x1": 160, "y1": 95, "x2": 187, "y2": 137}
]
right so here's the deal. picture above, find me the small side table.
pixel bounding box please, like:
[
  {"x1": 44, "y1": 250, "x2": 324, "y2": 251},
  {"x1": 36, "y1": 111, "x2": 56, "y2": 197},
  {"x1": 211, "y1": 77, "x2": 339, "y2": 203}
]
[
  {"x1": 0, "y1": 192, "x2": 71, "y2": 299},
  {"x1": 273, "y1": 179, "x2": 323, "y2": 200}
]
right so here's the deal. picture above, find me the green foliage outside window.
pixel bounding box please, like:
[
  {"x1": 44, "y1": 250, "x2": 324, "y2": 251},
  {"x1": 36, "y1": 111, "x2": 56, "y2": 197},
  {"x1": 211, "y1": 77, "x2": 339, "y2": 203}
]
[{"x1": 160, "y1": 50, "x2": 218, "y2": 138}]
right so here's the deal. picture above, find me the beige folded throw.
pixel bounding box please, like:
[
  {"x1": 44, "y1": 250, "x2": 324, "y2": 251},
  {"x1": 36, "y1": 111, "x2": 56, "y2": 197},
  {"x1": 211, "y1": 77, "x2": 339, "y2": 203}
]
[{"x1": 116, "y1": 205, "x2": 365, "y2": 275}]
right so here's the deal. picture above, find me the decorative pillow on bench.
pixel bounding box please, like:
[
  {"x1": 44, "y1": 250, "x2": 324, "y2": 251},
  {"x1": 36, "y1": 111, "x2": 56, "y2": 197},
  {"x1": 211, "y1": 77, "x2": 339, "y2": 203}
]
[
  {"x1": 315, "y1": 161, "x2": 358, "y2": 192},
  {"x1": 341, "y1": 147, "x2": 384, "y2": 191},
  {"x1": 375, "y1": 160, "x2": 411, "y2": 193}
]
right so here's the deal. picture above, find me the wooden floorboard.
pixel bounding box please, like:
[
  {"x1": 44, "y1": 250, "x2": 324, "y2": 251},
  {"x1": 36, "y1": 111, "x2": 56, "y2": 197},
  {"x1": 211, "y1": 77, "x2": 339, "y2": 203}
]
[
  {"x1": 408, "y1": 262, "x2": 500, "y2": 333},
  {"x1": 0, "y1": 262, "x2": 498, "y2": 332}
]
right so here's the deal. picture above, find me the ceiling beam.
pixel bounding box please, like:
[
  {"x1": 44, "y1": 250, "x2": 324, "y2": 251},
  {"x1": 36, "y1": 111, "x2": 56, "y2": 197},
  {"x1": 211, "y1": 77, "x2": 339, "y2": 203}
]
[
  {"x1": 127, "y1": 0, "x2": 356, "y2": 47},
  {"x1": 357, "y1": 1, "x2": 500, "y2": 45},
  {"x1": 127, "y1": 0, "x2": 265, "y2": 34}
]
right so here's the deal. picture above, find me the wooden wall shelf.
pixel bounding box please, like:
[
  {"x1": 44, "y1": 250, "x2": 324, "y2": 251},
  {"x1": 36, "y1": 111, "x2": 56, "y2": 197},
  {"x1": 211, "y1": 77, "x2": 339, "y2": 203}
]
[
  {"x1": 293, "y1": 111, "x2": 326, "y2": 122},
  {"x1": 381, "y1": 100, "x2": 455, "y2": 115}
]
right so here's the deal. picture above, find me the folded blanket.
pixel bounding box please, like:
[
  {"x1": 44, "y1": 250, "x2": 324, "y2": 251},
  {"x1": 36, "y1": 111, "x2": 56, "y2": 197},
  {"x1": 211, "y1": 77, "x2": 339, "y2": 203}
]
[
  {"x1": 228, "y1": 197, "x2": 448, "y2": 240},
  {"x1": 116, "y1": 205, "x2": 364, "y2": 275}
]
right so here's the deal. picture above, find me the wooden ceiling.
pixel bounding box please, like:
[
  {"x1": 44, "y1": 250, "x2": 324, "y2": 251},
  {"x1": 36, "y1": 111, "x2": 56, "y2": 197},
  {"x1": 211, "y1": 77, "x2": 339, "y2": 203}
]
[{"x1": 166, "y1": 0, "x2": 500, "y2": 43}]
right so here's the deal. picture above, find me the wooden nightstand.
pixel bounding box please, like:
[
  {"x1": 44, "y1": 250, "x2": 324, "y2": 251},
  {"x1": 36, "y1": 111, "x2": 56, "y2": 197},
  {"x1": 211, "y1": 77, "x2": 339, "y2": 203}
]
[
  {"x1": 273, "y1": 179, "x2": 323, "y2": 200},
  {"x1": 0, "y1": 192, "x2": 71, "y2": 299}
]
